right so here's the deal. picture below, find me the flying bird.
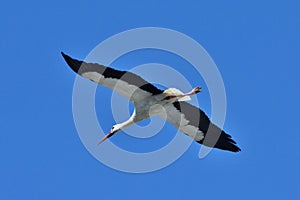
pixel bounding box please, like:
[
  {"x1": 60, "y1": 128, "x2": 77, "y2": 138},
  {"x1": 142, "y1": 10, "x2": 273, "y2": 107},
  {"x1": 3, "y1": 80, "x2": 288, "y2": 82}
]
[{"x1": 62, "y1": 52, "x2": 241, "y2": 152}]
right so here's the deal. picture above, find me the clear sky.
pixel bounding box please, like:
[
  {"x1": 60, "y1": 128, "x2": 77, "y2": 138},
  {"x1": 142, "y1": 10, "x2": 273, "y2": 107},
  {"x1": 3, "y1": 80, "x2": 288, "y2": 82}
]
[{"x1": 1, "y1": 0, "x2": 300, "y2": 199}]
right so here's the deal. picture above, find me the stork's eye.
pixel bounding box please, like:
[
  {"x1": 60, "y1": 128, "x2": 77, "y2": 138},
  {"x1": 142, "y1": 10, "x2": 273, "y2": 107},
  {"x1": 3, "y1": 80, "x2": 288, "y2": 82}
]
[
  {"x1": 163, "y1": 96, "x2": 171, "y2": 100},
  {"x1": 112, "y1": 126, "x2": 115, "y2": 130}
]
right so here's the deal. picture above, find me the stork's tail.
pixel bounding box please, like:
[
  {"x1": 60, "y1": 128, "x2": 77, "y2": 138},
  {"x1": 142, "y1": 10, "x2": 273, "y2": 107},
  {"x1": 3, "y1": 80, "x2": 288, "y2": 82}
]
[{"x1": 163, "y1": 88, "x2": 191, "y2": 101}]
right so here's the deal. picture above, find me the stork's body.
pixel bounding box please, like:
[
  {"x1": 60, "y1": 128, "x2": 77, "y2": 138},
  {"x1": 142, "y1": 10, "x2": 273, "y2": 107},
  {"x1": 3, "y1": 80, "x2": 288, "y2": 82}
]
[{"x1": 62, "y1": 52, "x2": 241, "y2": 152}]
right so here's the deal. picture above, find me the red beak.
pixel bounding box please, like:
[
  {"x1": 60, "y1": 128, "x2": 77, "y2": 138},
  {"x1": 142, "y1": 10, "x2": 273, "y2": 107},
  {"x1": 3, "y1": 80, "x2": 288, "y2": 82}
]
[{"x1": 97, "y1": 131, "x2": 115, "y2": 145}]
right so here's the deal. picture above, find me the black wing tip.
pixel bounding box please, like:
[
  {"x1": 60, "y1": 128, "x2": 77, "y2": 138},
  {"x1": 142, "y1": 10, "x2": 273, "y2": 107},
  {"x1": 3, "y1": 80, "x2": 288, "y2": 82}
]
[
  {"x1": 228, "y1": 144, "x2": 241, "y2": 152},
  {"x1": 213, "y1": 142, "x2": 241, "y2": 153},
  {"x1": 61, "y1": 51, "x2": 70, "y2": 61},
  {"x1": 61, "y1": 52, "x2": 81, "y2": 73},
  {"x1": 216, "y1": 134, "x2": 241, "y2": 152},
  {"x1": 201, "y1": 132, "x2": 241, "y2": 153}
]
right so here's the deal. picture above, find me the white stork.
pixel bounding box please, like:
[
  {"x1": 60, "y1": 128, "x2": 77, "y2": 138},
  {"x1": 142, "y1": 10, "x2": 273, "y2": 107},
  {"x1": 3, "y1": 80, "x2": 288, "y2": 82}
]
[{"x1": 62, "y1": 52, "x2": 241, "y2": 152}]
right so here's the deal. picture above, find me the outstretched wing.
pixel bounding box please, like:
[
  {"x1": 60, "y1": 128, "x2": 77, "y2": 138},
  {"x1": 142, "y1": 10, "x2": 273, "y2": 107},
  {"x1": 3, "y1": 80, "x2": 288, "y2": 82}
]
[
  {"x1": 161, "y1": 101, "x2": 240, "y2": 152},
  {"x1": 62, "y1": 52, "x2": 163, "y2": 102}
]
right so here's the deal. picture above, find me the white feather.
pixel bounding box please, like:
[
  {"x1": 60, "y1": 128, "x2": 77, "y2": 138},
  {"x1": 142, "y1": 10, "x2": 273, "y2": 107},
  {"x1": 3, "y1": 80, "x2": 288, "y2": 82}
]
[{"x1": 82, "y1": 72, "x2": 153, "y2": 102}]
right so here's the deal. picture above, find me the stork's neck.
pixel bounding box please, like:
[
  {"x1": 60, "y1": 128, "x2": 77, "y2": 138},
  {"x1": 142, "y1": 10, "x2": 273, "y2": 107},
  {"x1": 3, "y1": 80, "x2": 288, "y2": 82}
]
[
  {"x1": 117, "y1": 113, "x2": 136, "y2": 130},
  {"x1": 118, "y1": 119, "x2": 134, "y2": 129}
]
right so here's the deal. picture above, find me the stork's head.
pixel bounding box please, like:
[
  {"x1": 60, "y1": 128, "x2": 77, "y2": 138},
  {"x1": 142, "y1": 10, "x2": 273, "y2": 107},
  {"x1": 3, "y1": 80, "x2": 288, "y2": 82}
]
[
  {"x1": 110, "y1": 124, "x2": 122, "y2": 134},
  {"x1": 97, "y1": 124, "x2": 122, "y2": 145}
]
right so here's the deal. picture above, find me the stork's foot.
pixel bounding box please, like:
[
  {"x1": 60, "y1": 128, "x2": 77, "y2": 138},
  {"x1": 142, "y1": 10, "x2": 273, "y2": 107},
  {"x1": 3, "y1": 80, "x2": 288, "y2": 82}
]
[
  {"x1": 176, "y1": 86, "x2": 202, "y2": 97},
  {"x1": 185, "y1": 87, "x2": 201, "y2": 96},
  {"x1": 191, "y1": 87, "x2": 201, "y2": 94}
]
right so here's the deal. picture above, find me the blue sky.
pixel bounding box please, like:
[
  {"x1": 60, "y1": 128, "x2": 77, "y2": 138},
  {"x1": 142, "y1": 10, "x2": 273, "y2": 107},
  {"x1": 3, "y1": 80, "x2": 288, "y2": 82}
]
[{"x1": 1, "y1": 0, "x2": 300, "y2": 199}]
